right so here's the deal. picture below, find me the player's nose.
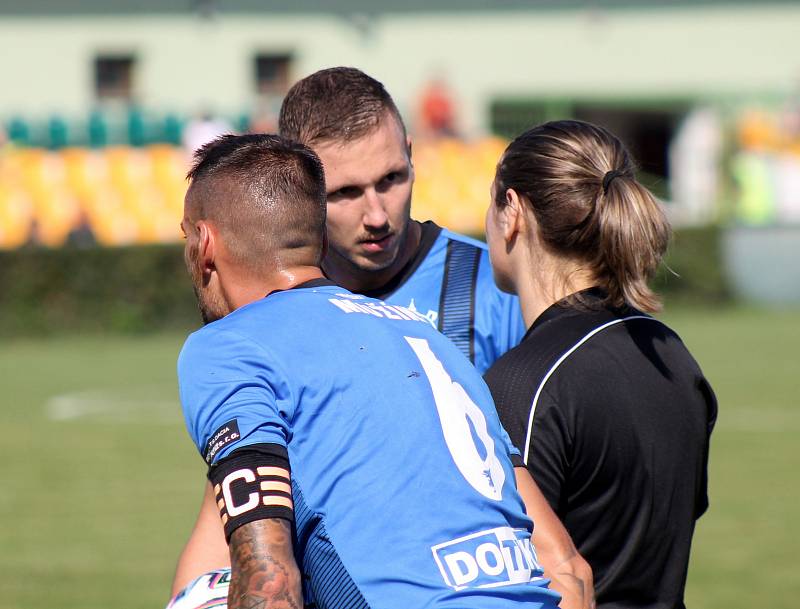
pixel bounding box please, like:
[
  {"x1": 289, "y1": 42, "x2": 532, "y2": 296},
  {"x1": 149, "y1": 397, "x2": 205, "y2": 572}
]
[{"x1": 362, "y1": 189, "x2": 389, "y2": 229}]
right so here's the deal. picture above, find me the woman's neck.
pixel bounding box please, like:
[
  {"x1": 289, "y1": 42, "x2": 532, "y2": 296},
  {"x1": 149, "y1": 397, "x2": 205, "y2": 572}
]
[{"x1": 514, "y1": 250, "x2": 596, "y2": 328}]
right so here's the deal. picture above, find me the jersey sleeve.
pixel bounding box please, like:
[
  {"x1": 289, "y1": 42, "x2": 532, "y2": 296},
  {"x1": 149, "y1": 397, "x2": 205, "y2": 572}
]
[
  {"x1": 696, "y1": 374, "x2": 718, "y2": 518},
  {"x1": 177, "y1": 327, "x2": 293, "y2": 465},
  {"x1": 525, "y1": 386, "x2": 571, "y2": 514},
  {"x1": 497, "y1": 421, "x2": 525, "y2": 467}
]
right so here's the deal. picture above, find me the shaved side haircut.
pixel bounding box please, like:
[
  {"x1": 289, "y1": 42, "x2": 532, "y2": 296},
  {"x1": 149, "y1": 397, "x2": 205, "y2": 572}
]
[
  {"x1": 186, "y1": 134, "x2": 327, "y2": 274},
  {"x1": 279, "y1": 66, "x2": 406, "y2": 146}
]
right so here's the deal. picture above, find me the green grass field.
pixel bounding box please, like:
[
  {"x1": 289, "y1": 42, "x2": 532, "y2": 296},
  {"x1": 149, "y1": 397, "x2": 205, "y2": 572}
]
[{"x1": 1, "y1": 306, "x2": 798, "y2": 609}]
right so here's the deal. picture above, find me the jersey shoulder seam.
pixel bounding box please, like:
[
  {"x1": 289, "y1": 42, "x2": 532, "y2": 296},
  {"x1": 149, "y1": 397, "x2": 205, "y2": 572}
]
[{"x1": 522, "y1": 315, "x2": 666, "y2": 463}]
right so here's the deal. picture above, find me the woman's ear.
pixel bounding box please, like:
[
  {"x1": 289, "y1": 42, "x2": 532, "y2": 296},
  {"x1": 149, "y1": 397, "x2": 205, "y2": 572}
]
[{"x1": 502, "y1": 188, "x2": 528, "y2": 243}]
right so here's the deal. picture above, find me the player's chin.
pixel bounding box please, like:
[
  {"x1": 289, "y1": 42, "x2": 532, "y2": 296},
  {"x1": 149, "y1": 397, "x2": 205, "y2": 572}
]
[
  {"x1": 196, "y1": 291, "x2": 228, "y2": 325},
  {"x1": 352, "y1": 249, "x2": 398, "y2": 272}
]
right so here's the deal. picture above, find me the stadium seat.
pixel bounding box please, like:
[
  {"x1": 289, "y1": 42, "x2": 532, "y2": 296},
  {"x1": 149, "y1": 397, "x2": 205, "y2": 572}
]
[
  {"x1": 0, "y1": 186, "x2": 34, "y2": 248},
  {"x1": 6, "y1": 117, "x2": 31, "y2": 146},
  {"x1": 0, "y1": 138, "x2": 510, "y2": 249},
  {"x1": 48, "y1": 116, "x2": 69, "y2": 150}
]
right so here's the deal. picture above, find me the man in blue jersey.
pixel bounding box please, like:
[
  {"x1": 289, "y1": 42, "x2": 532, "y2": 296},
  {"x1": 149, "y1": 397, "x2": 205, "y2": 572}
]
[
  {"x1": 171, "y1": 69, "x2": 592, "y2": 608},
  {"x1": 276, "y1": 67, "x2": 525, "y2": 375},
  {"x1": 176, "y1": 133, "x2": 572, "y2": 608}
]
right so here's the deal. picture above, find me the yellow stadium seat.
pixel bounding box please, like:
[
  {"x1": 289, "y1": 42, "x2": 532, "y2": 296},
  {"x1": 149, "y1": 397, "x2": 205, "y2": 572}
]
[
  {"x1": 36, "y1": 188, "x2": 80, "y2": 247},
  {"x1": 1, "y1": 139, "x2": 508, "y2": 247},
  {"x1": 0, "y1": 186, "x2": 34, "y2": 248}
]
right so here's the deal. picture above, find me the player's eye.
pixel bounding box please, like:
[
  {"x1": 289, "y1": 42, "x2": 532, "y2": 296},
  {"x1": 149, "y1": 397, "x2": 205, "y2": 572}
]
[
  {"x1": 328, "y1": 185, "x2": 362, "y2": 200},
  {"x1": 377, "y1": 170, "x2": 407, "y2": 192}
]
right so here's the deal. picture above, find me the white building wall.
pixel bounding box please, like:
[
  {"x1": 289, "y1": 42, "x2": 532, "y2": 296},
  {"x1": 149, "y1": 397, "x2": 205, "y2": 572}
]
[{"x1": 0, "y1": 4, "x2": 798, "y2": 131}]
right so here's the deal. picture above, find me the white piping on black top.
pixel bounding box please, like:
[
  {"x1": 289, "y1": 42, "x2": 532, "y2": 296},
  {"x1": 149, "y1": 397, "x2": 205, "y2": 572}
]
[{"x1": 522, "y1": 315, "x2": 665, "y2": 465}]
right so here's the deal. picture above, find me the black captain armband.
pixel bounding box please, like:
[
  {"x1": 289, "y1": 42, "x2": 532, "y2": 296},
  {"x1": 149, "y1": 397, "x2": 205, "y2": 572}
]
[{"x1": 207, "y1": 443, "x2": 294, "y2": 542}]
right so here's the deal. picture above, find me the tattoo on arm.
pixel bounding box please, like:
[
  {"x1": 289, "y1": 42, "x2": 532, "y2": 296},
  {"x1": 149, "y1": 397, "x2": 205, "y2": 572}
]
[{"x1": 228, "y1": 519, "x2": 302, "y2": 609}]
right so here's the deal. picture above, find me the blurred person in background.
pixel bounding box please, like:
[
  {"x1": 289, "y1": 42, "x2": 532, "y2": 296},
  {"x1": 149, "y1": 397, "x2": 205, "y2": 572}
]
[
  {"x1": 182, "y1": 110, "x2": 234, "y2": 156},
  {"x1": 416, "y1": 74, "x2": 458, "y2": 138},
  {"x1": 65, "y1": 209, "x2": 97, "y2": 248},
  {"x1": 22, "y1": 217, "x2": 43, "y2": 248},
  {"x1": 169, "y1": 68, "x2": 593, "y2": 609},
  {"x1": 483, "y1": 120, "x2": 717, "y2": 609}
]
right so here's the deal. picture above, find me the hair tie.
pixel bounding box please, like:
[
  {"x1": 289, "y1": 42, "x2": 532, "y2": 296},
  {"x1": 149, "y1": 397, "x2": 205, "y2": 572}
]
[{"x1": 602, "y1": 170, "x2": 625, "y2": 194}]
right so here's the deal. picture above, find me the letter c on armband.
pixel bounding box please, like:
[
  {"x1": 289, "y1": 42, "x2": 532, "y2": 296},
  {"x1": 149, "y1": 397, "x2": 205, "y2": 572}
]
[
  {"x1": 221, "y1": 468, "x2": 260, "y2": 517},
  {"x1": 207, "y1": 444, "x2": 295, "y2": 541}
]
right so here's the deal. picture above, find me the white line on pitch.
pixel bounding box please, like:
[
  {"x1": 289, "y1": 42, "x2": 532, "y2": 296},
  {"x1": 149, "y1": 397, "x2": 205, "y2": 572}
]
[{"x1": 45, "y1": 389, "x2": 182, "y2": 424}]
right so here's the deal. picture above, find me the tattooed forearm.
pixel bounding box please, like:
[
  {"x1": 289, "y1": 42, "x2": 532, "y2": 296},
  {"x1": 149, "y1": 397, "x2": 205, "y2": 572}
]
[{"x1": 228, "y1": 519, "x2": 302, "y2": 609}]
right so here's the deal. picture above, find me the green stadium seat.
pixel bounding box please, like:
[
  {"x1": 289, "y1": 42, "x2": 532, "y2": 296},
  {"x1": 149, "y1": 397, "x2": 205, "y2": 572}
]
[
  {"x1": 7, "y1": 117, "x2": 31, "y2": 146},
  {"x1": 88, "y1": 111, "x2": 108, "y2": 148},
  {"x1": 48, "y1": 116, "x2": 69, "y2": 150}
]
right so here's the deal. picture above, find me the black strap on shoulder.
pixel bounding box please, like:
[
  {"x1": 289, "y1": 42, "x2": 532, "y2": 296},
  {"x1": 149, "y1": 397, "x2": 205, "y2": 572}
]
[{"x1": 438, "y1": 239, "x2": 481, "y2": 363}]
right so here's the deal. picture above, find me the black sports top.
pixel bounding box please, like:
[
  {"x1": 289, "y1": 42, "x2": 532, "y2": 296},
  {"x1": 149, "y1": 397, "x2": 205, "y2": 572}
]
[{"x1": 484, "y1": 289, "x2": 717, "y2": 609}]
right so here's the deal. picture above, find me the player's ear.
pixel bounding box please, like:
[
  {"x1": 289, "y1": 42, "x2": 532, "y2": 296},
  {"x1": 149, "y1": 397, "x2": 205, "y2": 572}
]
[
  {"x1": 406, "y1": 137, "x2": 415, "y2": 176},
  {"x1": 197, "y1": 220, "x2": 216, "y2": 279},
  {"x1": 502, "y1": 188, "x2": 526, "y2": 243}
]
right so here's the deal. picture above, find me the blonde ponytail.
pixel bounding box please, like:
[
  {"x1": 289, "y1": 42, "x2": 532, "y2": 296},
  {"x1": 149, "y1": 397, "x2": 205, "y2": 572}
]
[
  {"x1": 597, "y1": 176, "x2": 670, "y2": 311},
  {"x1": 494, "y1": 120, "x2": 671, "y2": 313}
]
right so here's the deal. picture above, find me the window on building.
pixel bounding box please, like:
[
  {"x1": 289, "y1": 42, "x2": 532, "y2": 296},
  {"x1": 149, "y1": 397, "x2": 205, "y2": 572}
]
[
  {"x1": 573, "y1": 104, "x2": 688, "y2": 199},
  {"x1": 490, "y1": 98, "x2": 689, "y2": 200},
  {"x1": 254, "y1": 53, "x2": 292, "y2": 96},
  {"x1": 95, "y1": 55, "x2": 136, "y2": 102}
]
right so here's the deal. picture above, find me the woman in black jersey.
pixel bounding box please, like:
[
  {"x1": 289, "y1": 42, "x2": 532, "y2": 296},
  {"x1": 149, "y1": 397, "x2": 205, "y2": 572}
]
[{"x1": 483, "y1": 120, "x2": 717, "y2": 609}]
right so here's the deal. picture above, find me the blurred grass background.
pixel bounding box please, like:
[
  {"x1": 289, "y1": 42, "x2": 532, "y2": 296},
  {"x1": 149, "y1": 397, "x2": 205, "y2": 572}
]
[{"x1": 1, "y1": 304, "x2": 797, "y2": 609}]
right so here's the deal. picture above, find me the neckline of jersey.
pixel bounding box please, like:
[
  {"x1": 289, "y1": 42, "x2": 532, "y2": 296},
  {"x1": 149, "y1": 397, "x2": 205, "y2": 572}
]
[
  {"x1": 525, "y1": 287, "x2": 636, "y2": 340},
  {"x1": 265, "y1": 277, "x2": 339, "y2": 298}
]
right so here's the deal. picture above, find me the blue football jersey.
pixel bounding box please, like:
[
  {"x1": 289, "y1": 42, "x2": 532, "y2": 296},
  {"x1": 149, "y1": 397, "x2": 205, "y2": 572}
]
[
  {"x1": 369, "y1": 222, "x2": 526, "y2": 374},
  {"x1": 178, "y1": 280, "x2": 560, "y2": 609}
]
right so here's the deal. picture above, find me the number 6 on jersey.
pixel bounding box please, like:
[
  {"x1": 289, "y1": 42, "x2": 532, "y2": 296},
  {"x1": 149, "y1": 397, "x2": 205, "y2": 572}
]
[{"x1": 405, "y1": 336, "x2": 506, "y2": 500}]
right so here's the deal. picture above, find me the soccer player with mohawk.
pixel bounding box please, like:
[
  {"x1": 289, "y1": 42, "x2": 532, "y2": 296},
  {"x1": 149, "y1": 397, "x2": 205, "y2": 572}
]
[{"x1": 170, "y1": 68, "x2": 593, "y2": 609}]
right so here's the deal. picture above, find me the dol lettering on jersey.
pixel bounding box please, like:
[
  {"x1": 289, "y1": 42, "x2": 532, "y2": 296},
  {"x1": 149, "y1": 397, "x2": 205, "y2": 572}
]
[{"x1": 432, "y1": 526, "x2": 543, "y2": 590}]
